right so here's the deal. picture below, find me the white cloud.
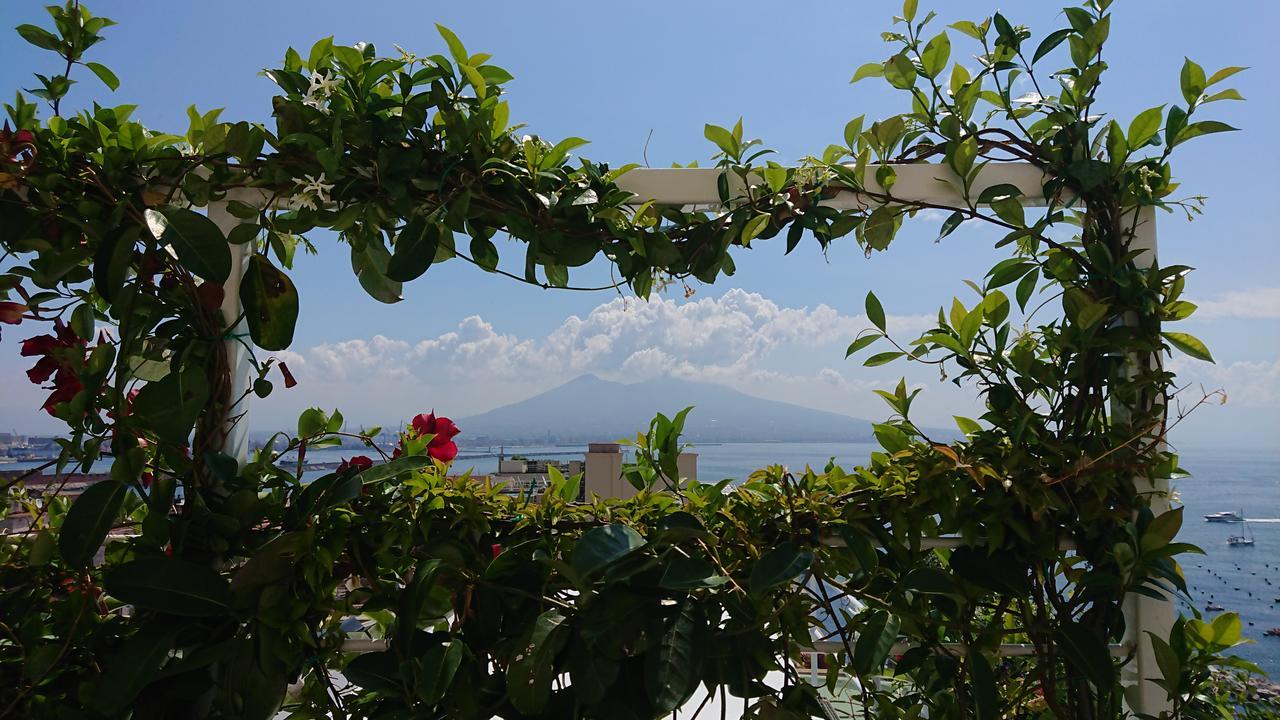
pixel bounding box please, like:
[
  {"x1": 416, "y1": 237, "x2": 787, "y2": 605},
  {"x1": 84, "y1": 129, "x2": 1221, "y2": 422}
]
[
  {"x1": 274, "y1": 289, "x2": 938, "y2": 423},
  {"x1": 1169, "y1": 354, "x2": 1280, "y2": 409},
  {"x1": 1191, "y1": 287, "x2": 1280, "y2": 320}
]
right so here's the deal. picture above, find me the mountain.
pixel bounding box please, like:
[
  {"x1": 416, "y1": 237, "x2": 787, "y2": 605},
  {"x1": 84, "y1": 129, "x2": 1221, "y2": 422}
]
[{"x1": 457, "y1": 374, "x2": 877, "y2": 444}]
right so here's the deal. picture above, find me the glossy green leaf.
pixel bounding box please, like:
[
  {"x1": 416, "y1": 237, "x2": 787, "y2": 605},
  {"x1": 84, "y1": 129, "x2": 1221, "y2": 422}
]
[
  {"x1": 1054, "y1": 621, "x2": 1114, "y2": 688},
  {"x1": 386, "y1": 219, "x2": 438, "y2": 282},
  {"x1": 85, "y1": 61, "x2": 120, "y2": 91},
  {"x1": 850, "y1": 63, "x2": 883, "y2": 84},
  {"x1": 749, "y1": 541, "x2": 812, "y2": 595},
  {"x1": 852, "y1": 610, "x2": 899, "y2": 674},
  {"x1": 1127, "y1": 105, "x2": 1164, "y2": 147},
  {"x1": 645, "y1": 601, "x2": 703, "y2": 713},
  {"x1": 1163, "y1": 331, "x2": 1213, "y2": 362},
  {"x1": 146, "y1": 207, "x2": 231, "y2": 283},
  {"x1": 240, "y1": 254, "x2": 298, "y2": 351},
  {"x1": 105, "y1": 557, "x2": 232, "y2": 616},
  {"x1": 59, "y1": 479, "x2": 127, "y2": 568},
  {"x1": 507, "y1": 609, "x2": 569, "y2": 715},
  {"x1": 969, "y1": 649, "x2": 998, "y2": 720},
  {"x1": 865, "y1": 291, "x2": 886, "y2": 331},
  {"x1": 89, "y1": 621, "x2": 178, "y2": 714},
  {"x1": 132, "y1": 368, "x2": 209, "y2": 445},
  {"x1": 572, "y1": 524, "x2": 645, "y2": 577},
  {"x1": 884, "y1": 53, "x2": 917, "y2": 89}
]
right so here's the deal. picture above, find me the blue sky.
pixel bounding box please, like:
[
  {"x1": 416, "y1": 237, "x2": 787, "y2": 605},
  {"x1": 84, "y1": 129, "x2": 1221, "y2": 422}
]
[{"x1": 1, "y1": 1, "x2": 1276, "y2": 448}]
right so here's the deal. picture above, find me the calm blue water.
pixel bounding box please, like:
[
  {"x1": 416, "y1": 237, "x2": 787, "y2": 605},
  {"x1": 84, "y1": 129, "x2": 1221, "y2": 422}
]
[{"x1": 9, "y1": 441, "x2": 1278, "y2": 674}]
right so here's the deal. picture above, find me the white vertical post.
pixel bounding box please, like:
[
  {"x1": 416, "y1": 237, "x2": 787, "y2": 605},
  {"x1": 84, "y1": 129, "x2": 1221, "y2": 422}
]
[
  {"x1": 1120, "y1": 206, "x2": 1174, "y2": 715},
  {"x1": 206, "y1": 201, "x2": 254, "y2": 467}
]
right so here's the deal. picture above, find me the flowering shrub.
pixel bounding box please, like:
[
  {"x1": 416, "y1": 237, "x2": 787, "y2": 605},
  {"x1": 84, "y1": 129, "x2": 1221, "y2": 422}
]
[{"x1": 0, "y1": 1, "x2": 1257, "y2": 718}]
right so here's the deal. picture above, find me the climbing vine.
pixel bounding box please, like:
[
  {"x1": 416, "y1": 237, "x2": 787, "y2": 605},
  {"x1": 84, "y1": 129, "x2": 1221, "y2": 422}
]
[{"x1": 0, "y1": 1, "x2": 1260, "y2": 718}]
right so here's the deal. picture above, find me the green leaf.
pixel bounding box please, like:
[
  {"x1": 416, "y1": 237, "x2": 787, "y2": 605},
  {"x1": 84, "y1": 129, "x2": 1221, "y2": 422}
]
[
  {"x1": 969, "y1": 649, "x2": 999, "y2": 720},
  {"x1": 852, "y1": 610, "x2": 900, "y2": 675},
  {"x1": 435, "y1": 24, "x2": 468, "y2": 64},
  {"x1": 133, "y1": 368, "x2": 210, "y2": 445},
  {"x1": 1162, "y1": 332, "x2": 1214, "y2": 363},
  {"x1": 15, "y1": 24, "x2": 62, "y2": 52},
  {"x1": 386, "y1": 219, "x2": 438, "y2": 282},
  {"x1": 1180, "y1": 58, "x2": 1206, "y2": 105},
  {"x1": 1127, "y1": 105, "x2": 1164, "y2": 147},
  {"x1": 353, "y1": 455, "x2": 433, "y2": 485},
  {"x1": 645, "y1": 601, "x2": 703, "y2": 713},
  {"x1": 902, "y1": 0, "x2": 918, "y2": 22},
  {"x1": 845, "y1": 333, "x2": 880, "y2": 358},
  {"x1": 990, "y1": 196, "x2": 1025, "y2": 227},
  {"x1": 59, "y1": 480, "x2": 127, "y2": 568},
  {"x1": 920, "y1": 33, "x2": 951, "y2": 78},
  {"x1": 507, "y1": 610, "x2": 569, "y2": 715},
  {"x1": 459, "y1": 63, "x2": 486, "y2": 99},
  {"x1": 936, "y1": 211, "x2": 965, "y2": 242},
  {"x1": 659, "y1": 556, "x2": 726, "y2": 590},
  {"x1": 1207, "y1": 66, "x2": 1247, "y2": 86},
  {"x1": 343, "y1": 652, "x2": 401, "y2": 691},
  {"x1": 884, "y1": 53, "x2": 917, "y2": 89},
  {"x1": 350, "y1": 240, "x2": 402, "y2": 304},
  {"x1": 741, "y1": 214, "x2": 769, "y2": 246},
  {"x1": 84, "y1": 62, "x2": 120, "y2": 91},
  {"x1": 572, "y1": 524, "x2": 645, "y2": 577},
  {"x1": 1054, "y1": 621, "x2": 1114, "y2": 688},
  {"x1": 703, "y1": 124, "x2": 736, "y2": 155},
  {"x1": 146, "y1": 207, "x2": 231, "y2": 284},
  {"x1": 865, "y1": 291, "x2": 886, "y2": 331},
  {"x1": 850, "y1": 63, "x2": 884, "y2": 84},
  {"x1": 864, "y1": 351, "x2": 905, "y2": 367},
  {"x1": 953, "y1": 416, "x2": 982, "y2": 436},
  {"x1": 240, "y1": 255, "x2": 298, "y2": 351},
  {"x1": 415, "y1": 641, "x2": 464, "y2": 705},
  {"x1": 1076, "y1": 301, "x2": 1109, "y2": 330},
  {"x1": 1173, "y1": 120, "x2": 1239, "y2": 146},
  {"x1": 105, "y1": 557, "x2": 233, "y2": 616},
  {"x1": 749, "y1": 541, "x2": 812, "y2": 595},
  {"x1": 89, "y1": 621, "x2": 178, "y2": 714},
  {"x1": 1032, "y1": 28, "x2": 1072, "y2": 64}
]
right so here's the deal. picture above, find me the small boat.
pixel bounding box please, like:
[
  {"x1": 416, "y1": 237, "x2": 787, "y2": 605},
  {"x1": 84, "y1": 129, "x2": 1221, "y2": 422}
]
[
  {"x1": 1227, "y1": 526, "x2": 1256, "y2": 547},
  {"x1": 1265, "y1": 628, "x2": 1280, "y2": 638},
  {"x1": 1205, "y1": 602, "x2": 1225, "y2": 611},
  {"x1": 1205, "y1": 510, "x2": 1245, "y2": 523}
]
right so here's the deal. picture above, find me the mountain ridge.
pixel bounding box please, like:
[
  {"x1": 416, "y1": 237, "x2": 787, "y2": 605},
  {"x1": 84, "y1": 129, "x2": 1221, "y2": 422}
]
[{"x1": 457, "y1": 374, "x2": 878, "y2": 444}]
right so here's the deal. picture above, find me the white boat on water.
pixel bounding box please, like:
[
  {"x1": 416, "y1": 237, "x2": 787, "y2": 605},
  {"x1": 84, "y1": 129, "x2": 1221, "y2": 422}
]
[
  {"x1": 1228, "y1": 526, "x2": 1256, "y2": 547},
  {"x1": 1205, "y1": 510, "x2": 1245, "y2": 523}
]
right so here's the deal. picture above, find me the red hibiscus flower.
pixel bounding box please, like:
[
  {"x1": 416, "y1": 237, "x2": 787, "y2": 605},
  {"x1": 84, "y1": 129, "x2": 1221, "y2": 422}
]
[
  {"x1": 337, "y1": 455, "x2": 374, "y2": 474},
  {"x1": 410, "y1": 411, "x2": 460, "y2": 462},
  {"x1": 20, "y1": 321, "x2": 88, "y2": 416}
]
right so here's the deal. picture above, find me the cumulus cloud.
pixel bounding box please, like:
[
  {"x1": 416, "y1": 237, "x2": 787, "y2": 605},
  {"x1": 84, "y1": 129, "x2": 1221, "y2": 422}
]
[
  {"x1": 1191, "y1": 287, "x2": 1280, "y2": 320},
  {"x1": 1168, "y1": 354, "x2": 1280, "y2": 409},
  {"x1": 281, "y1": 289, "x2": 936, "y2": 420}
]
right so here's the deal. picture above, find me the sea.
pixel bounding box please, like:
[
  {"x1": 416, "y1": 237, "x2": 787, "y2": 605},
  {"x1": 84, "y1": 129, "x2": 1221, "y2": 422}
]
[{"x1": 7, "y1": 441, "x2": 1278, "y2": 675}]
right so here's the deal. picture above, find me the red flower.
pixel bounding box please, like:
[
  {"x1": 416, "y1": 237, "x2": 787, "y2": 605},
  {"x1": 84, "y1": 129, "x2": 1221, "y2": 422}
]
[
  {"x1": 278, "y1": 362, "x2": 297, "y2": 388},
  {"x1": 410, "y1": 411, "x2": 460, "y2": 462},
  {"x1": 337, "y1": 455, "x2": 374, "y2": 474},
  {"x1": 0, "y1": 301, "x2": 25, "y2": 325},
  {"x1": 491, "y1": 543, "x2": 503, "y2": 559},
  {"x1": 20, "y1": 321, "x2": 88, "y2": 416},
  {"x1": 140, "y1": 472, "x2": 153, "y2": 488}
]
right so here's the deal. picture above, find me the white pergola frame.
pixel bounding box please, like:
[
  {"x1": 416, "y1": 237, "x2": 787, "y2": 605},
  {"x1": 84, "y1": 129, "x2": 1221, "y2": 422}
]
[{"x1": 205, "y1": 161, "x2": 1171, "y2": 716}]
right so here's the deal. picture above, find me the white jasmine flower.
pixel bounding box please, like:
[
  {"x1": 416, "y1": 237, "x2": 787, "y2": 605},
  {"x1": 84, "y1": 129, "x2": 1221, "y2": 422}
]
[
  {"x1": 307, "y1": 71, "x2": 339, "y2": 99},
  {"x1": 1002, "y1": 478, "x2": 1013, "y2": 490},
  {"x1": 296, "y1": 173, "x2": 334, "y2": 211}
]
